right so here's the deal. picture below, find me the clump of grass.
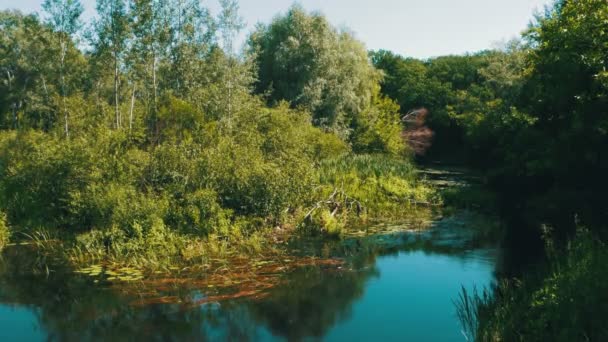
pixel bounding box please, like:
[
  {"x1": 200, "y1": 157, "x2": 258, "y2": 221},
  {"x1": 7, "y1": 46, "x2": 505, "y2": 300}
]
[
  {"x1": 455, "y1": 286, "x2": 493, "y2": 342},
  {"x1": 458, "y1": 231, "x2": 608, "y2": 341},
  {"x1": 306, "y1": 208, "x2": 346, "y2": 237},
  {"x1": 303, "y1": 154, "x2": 438, "y2": 235},
  {"x1": 66, "y1": 216, "x2": 283, "y2": 271}
]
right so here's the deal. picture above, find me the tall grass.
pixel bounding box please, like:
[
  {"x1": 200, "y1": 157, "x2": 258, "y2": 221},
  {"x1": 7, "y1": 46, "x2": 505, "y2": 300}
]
[
  {"x1": 302, "y1": 154, "x2": 438, "y2": 236},
  {"x1": 457, "y1": 231, "x2": 608, "y2": 341},
  {"x1": 318, "y1": 154, "x2": 437, "y2": 212},
  {"x1": 455, "y1": 286, "x2": 494, "y2": 341}
]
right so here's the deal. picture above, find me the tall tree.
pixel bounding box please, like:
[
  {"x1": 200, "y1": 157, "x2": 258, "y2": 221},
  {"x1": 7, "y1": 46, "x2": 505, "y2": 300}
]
[
  {"x1": 93, "y1": 0, "x2": 130, "y2": 129},
  {"x1": 42, "y1": 0, "x2": 83, "y2": 137},
  {"x1": 167, "y1": 0, "x2": 215, "y2": 96},
  {"x1": 0, "y1": 11, "x2": 65, "y2": 130},
  {"x1": 249, "y1": 5, "x2": 379, "y2": 136},
  {"x1": 129, "y1": 0, "x2": 172, "y2": 129},
  {"x1": 520, "y1": 0, "x2": 608, "y2": 236},
  {"x1": 217, "y1": 0, "x2": 244, "y2": 125}
]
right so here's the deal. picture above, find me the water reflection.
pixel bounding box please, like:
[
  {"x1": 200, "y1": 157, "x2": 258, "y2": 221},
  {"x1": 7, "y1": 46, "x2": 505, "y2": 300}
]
[{"x1": 0, "y1": 219, "x2": 498, "y2": 341}]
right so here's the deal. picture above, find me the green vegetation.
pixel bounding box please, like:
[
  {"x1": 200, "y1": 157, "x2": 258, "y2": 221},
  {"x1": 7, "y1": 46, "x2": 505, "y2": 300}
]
[
  {"x1": 0, "y1": 3, "x2": 431, "y2": 270},
  {"x1": 304, "y1": 154, "x2": 436, "y2": 236},
  {"x1": 1, "y1": 0, "x2": 606, "y2": 339},
  {"x1": 371, "y1": 0, "x2": 608, "y2": 339},
  {"x1": 249, "y1": 5, "x2": 404, "y2": 152},
  {"x1": 373, "y1": 0, "x2": 608, "y2": 241},
  {"x1": 458, "y1": 232, "x2": 608, "y2": 341}
]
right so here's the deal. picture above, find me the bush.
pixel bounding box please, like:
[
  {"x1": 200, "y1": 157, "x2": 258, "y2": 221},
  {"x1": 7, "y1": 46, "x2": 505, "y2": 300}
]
[
  {"x1": 352, "y1": 95, "x2": 406, "y2": 155},
  {"x1": 201, "y1": 103, "x2": 329, "y2": 218},
  {"x1": 166, "y1": 189, "x2": 232, "y2": 235},
  {"x1": 72, "y1": 218, "x2": 188, "y2": 266},
  {"x1": 0, "y1": 130, "x2": 96, "y2": 230}
]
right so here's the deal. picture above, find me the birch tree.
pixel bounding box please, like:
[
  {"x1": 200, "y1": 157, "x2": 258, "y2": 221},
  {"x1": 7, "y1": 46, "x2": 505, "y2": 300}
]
[
  {"x1": 93, "y1": 0, "x2": 129, "y2": 129},
  {"x1": 42, "y1": 0, "x2": 83, "y2": 137}
]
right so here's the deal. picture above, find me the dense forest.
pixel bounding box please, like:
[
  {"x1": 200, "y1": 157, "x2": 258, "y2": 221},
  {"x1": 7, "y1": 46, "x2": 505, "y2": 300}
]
[
  {"x1": 371, "y1": 1, "x2": 608, "y2": 340},
  {"x1": 0, "y1": 0, "x2": 607, "y2": 340}
]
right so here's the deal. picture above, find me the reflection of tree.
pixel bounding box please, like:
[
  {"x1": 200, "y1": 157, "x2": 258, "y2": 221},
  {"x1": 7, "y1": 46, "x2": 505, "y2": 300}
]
[
  {"x1": 0, "y1": 243, "x2": 381, "y2": 341},
  {"x1": 241, "y1": 223, "x2": 497, "y2": 341},
  {"x1": 246, "y1": 265, "x2": 379, "y2": 341},
  {"x1": 0, "y1": 247, "x2": 267, "y2": 340}
]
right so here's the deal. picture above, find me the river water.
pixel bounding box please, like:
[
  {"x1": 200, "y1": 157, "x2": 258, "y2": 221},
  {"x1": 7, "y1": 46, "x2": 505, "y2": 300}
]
[{"x1": 0, "y1": 213, "x2": 498, "y2": 341}]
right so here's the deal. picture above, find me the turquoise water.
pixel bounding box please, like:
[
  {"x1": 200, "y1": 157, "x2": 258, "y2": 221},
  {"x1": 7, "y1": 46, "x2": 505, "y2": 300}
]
[
  {"x1": 324, "y1": 250, "x2": 495, "y2": 341},
  {"x1": 0, "y1": 306, "x2": 44, "y2": 341},
  {"x1": 0, "y1": 223, "x2": 497, "y2": 341}
]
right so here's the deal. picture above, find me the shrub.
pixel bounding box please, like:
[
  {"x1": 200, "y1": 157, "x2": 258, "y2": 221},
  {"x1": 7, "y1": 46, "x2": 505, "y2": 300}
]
[{"x1": 0, "y1": 130, "x2": 96, "y2": 230}]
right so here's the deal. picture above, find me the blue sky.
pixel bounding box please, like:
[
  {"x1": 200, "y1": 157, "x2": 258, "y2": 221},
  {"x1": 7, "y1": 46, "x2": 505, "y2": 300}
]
[{"x1": 0, "y1": 0, "x2": 552, "y2": 59}]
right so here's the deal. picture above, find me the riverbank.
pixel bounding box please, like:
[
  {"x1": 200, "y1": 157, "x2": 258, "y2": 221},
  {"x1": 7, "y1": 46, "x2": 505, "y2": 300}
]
[
  {"x1": 0, "y1": 149, "x2": 506, "y2": 340},
  {"x1": 0, "y1": 151, "x2": 439, "y2": 273},
  {"x1": 0, "y1": 205, "x2": 499, "y2": 341}
]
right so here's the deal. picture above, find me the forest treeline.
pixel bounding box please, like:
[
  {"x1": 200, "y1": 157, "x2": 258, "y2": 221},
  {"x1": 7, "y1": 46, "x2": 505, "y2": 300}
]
[
  {"x1": 0, "y1": 2, "x2": 434, "y2": 264},
  {"x1": 370, "y1": 0, "x2": 608, "y2": 340},
  {"x1": 372, "y1": 0, "x2": 607, "y2": 242}
]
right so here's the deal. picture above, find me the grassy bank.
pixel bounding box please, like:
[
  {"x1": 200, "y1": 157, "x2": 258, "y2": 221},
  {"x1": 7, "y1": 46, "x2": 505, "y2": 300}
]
[
  {"x1": 0, "y1": 130, "x2": 436, "y2": 271},
  {"x1": 457, "y1": 231, "x2": 608, "y2": 341},
  {"x1": 302, "y1": 154, "x2": 437, "y2": 236}
]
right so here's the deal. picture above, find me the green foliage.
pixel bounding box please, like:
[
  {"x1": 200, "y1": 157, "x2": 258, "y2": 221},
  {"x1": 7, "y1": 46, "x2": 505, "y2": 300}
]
[
  {"x1": 155, "y1": 95, "x2": 204, "y2": 143},
  {"x1": 517, "y1": 0, "x2": 608, "y2": 234},
  {"x1": 0, "y1": 11, "x2": 86, "y2": 130},
  {"x1": 72, "y1": 218, "x2": 187, "y2": 265},
  {"x1": 374, "y1": 0, "x2": 608, "y2": 238},
  {"x1": 465, "y1": 232, "x2": 608, "y2": 341},
  {"x1": 249, "y1": 5, "x2": 381, "y2": 136},
  {"x1": 201, "y1": 102, "x2": 324, "y2": 218},
  {"x1": 352, "y1": 94, "x2": 405, "y2": 155},
  {"x1": 318, "y1": 154, "x2": 436, "y2": 215},
  {"x1": 312, "y1": 209, "x2": 346, "y2": 238},
  {"x1": 0, "y1": 130, "x2": 96, "y2": 229},
  {"x1": 0, "y1": 3, "x2": 435, "y2": 269}
]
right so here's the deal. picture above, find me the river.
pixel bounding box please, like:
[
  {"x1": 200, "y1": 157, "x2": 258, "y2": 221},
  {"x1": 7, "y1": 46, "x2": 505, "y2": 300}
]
[{"x1": 0, "y1": 168, "x2": 500, "y2": 341}]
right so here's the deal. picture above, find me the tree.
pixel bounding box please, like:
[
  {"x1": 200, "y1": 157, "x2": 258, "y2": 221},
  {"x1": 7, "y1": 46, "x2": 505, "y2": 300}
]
[
  {"x1": 166, "y1": 0, "x2": 215, "y2": 96},
  {"x1": 93, "y1": 0, "x2": 130, "y2": 129},
  {"x1": 519, "y1": 0, "x2": 608, "y2": 236},
  {"x1": 42, "y1": 0, "x2": 83, "y2": 137},
  {"x1": 128, "y1": 0, "x2": 173, "y2": 130},
  {"x1": 249, "y1": 5, "x2": 379, "y2": 136},
  {"x1": 217, "y1": 0, "x2": 245, "y2": 125},
  {"x1": 0, "y1": 11, "x2": 65, "y2": 130}
]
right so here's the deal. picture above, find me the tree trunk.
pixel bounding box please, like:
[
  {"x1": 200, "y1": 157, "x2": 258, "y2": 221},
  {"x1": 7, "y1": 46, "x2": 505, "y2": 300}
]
[
  {"x1": 129, "y1": 86, "x2": 135, "y2": 131},
  {"x1": 6, "y1": 70, "x2": 17, "y2": 129},
  {"x1": 152, "y1": 52, "x2": 157, "y2": 110},
  {"x1": 60, "y1": 37, "x2": 69, "y2": 138},
  {"x1": 114, "y1": 51, "x2": 120, "y2": 129}
]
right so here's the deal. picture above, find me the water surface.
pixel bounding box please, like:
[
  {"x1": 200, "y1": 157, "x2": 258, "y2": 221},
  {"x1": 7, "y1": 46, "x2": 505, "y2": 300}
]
[{"x1": 0, "y1": 217, "x2": 497, "y2": 341}]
